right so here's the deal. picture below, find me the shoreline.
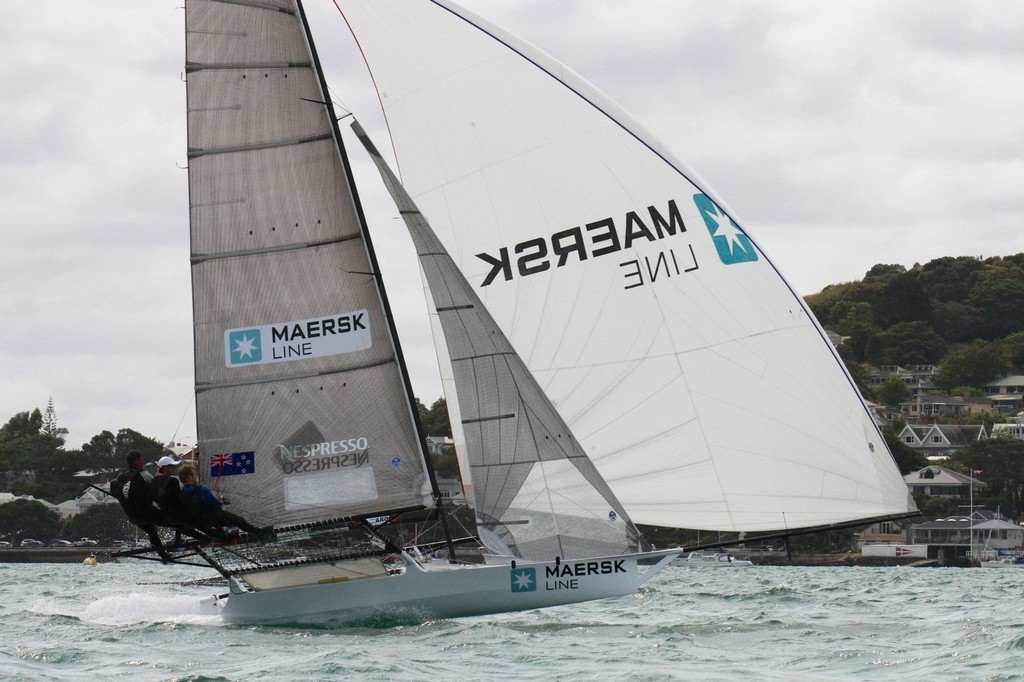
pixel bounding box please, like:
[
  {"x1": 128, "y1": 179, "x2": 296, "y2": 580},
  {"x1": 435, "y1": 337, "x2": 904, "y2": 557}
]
[{"x1": 0, "y1": 547, "x2": 114, "y2": 563}]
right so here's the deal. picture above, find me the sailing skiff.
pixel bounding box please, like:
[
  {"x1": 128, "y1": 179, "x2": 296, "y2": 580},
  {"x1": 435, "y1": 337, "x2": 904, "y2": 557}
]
[{"x1": 119, "y1": 0, "x2": 918, "y2": 626}]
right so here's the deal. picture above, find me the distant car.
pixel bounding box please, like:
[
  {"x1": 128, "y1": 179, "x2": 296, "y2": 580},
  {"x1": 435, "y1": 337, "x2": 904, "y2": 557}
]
[
  {"x1": 50, "y1": 539, "x2": 74, "y2": 547},
  {"x1": 74, "y1": 538, "x2": 99, "y2": 547},
  {"x1": 19, "y1": 539, "x2": 44, "y2": 547},
  {"x1": 111, "y1": 540, "x2": 131, "y2": 548},
  {"x1": 0, "y1": 541, "x2": 11, "y2": 548}
]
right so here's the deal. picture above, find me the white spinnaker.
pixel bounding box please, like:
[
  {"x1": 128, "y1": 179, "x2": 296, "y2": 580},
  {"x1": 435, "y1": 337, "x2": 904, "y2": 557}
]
[{"x1": 335, "y1": 0, "x2": 914, "y2": 531}]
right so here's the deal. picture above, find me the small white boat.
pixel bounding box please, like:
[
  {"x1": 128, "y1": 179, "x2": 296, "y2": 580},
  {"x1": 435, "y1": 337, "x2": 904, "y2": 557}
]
[
  {"x1": 980, "y1": 555, "x2": 1024, "y2": 568},
  {"x1": 673, "y1": 550, "x2": 753, "y2": 567}
]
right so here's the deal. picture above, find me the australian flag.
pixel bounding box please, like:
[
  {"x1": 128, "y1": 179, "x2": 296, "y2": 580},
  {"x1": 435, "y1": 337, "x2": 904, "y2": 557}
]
[{"x1": 210, "y1": 451, "x2": 255, "y2": 477}]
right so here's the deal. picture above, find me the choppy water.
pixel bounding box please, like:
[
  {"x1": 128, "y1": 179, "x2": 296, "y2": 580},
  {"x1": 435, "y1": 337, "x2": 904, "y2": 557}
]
[{"x1": 2, "y1": 561, "x2": 1022, "y2": 680}]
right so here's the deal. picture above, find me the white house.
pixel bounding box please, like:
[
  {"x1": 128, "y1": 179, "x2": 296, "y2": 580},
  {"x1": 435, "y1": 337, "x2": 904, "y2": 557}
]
[{"x1": 897, "y1": 423, "x2": 987, "y2": 458}]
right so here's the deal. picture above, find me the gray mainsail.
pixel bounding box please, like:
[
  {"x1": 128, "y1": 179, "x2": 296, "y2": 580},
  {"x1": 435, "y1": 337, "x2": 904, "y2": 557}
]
[{"x1": 186, "y1": 0, "x2": 432, "y2": 526}]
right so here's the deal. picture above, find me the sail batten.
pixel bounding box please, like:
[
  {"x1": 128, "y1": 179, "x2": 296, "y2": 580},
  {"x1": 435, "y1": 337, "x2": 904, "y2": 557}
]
[
  {"x1": 190, "y1": 234, "x2": 361, "y2": 263},
  {"x1": 188, "y1": 132, "x2": 331, "y2": 159}
]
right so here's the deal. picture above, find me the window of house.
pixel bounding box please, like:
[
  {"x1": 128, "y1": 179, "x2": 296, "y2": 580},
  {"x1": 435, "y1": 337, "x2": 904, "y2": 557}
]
[{"x1": 931, "y1": 435, "x2": 943, "y2": 443}]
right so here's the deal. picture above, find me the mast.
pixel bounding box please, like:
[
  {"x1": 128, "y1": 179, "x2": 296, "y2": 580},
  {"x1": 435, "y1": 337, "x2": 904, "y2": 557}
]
[{"x1": 292, "y1": 0, "x2": 456, "y2": 560}]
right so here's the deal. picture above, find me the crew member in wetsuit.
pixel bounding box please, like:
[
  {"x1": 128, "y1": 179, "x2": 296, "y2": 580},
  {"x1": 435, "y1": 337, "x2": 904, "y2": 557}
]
[
  {"x1": 150, "y1": 455, "x2": 230, "y2": 543},
  {"x1": 109, "y1": 450, "x2": 172, "y2": 561},
  {"x1": 177, "y1": 464, "x2": 272, "y2": 538}
]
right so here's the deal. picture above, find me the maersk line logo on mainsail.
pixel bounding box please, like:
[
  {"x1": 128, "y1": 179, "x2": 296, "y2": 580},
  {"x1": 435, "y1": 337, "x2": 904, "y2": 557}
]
[
  {"x1": 693, "y1": 193, "x2": 757, "y2": 265},
  {"x1": 228, "y1": 329, "x2": 262, "y2": 365}
]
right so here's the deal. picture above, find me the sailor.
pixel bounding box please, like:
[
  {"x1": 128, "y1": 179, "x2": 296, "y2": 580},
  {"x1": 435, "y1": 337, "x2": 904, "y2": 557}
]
[
  {"x1": 177, "y1": 464, "x2": 272, "y2": 538},
  {"x1": 109, "y1": 450, "x2": 173, "y2": 561},
  {"x1": 151, "y1": 455, "x2": 229, "y2": 543}
]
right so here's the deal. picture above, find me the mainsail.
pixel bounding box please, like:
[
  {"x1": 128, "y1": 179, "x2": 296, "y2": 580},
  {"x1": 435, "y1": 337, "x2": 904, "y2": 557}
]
[
  {"x1": 186, "y1": 0, "x2": 433, "y2": 527},
  {"x1": 333, "y1": 0, "x2": 916, "y2": 532}
]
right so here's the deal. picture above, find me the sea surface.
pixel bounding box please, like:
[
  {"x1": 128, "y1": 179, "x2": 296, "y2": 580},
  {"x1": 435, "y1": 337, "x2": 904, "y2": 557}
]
[{"x1": 1, "y1": 561, "x2": 1022, "y2": 681}]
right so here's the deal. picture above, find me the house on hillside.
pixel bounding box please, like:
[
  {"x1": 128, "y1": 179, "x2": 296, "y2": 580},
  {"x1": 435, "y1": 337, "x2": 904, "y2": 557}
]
[
  {"x1": 858, "y1": 517, "x2": 912, "y2": 547},
  {"x1": 435, "y1": 476, "x2": 466, "y2": 505},
  {"x1": 904, "y1": 465, "x2": 985, "y2": 498},
  {"x1": 992, "y1": 412, "x2": 1024, "y2": 441},
  {"x1": 425, "y1": 435, "x2": 454, "y2": 456},
  {"x1": 897, "y1": 424, "x2": 987, "y2": 458},
  {"x1": 982, "y1": 376, "x2": 1024, "y2": 397},
  {"x1": 868, "y1": 365, "x2": 938, "y2": 397},
  {"x1": 168, "y1": 442, "x2": 198, "y2": 465},
  {"x1": 910, "y1": 512, "x2": 1023, "y2": 559},
  {"x1": 989, "y1": 394, "x2": 1023, "y2": 413},
  {"x1": 899, "y1": 394, "x2": 992, "y2": 422}
]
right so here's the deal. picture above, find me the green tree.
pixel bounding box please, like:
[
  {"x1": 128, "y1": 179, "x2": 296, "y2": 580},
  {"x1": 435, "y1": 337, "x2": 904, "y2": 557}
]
[
  {"x1": 0, "y1": 499, "x2": 62, "y2": 542},
  {"x1": 867, "y1": 321, "x2": 946, "y2": 365},
  {"x1": 931, "y1": 300, "x2": 984, "y2": 343},
  {"x1": 882, "y1": 425, "x2": 927, "y2": 474},
  {"x1": 915, "y1": 493, "x2": 959, "y2": 518},
  {"x1": 916, "y1": 256, "x2": 985, "y2": 302},
  {"x1": 829, "y1": 301, "x2": 874, "y2": 336},
  {"x1": 951, "y1": 437, "x2": 1024, "y2": 519},
  {"x1": 41, "y1": 398, "x2": 67, "y2": 445},
  {"x1": 875, "y1": 272, "x2": 931, "y2": 329},
  {"x1": 932, "y1": 340, "x2": 1007, "y2": 391},
  {"x1": 844, "y1": 322, "x2": 882, "y2": 363},
  {"x1": 421, "y1": 398, "x2": 451, "y2": 437},
  {"x1": 113, "y1": 428, "x2": 166, "y2": 462},
  {"x1": 0, "y1": 409, "x2": 67, "y2": 473},
  {"x1": 67, "y1": 503, "x2": 133, "y2": 542},
  {"x1": 430, "y1": 448, "x2": 460, "y2": 479},
  {"x1": 877, "y1": 378, "x2": 911, "y2": 406},
  {"x1": 81, "y1": 430, "x2": 117, "y2": 458},
  {"x1": 1002, "y1": 331, "x2": 1024, "y2": 372},
  {"x1": 836, "y1": 346, "x2": 873, "y2": 398},
  {"x1": 967, "y1": 270, "x2": 1024, "y2": 339}
]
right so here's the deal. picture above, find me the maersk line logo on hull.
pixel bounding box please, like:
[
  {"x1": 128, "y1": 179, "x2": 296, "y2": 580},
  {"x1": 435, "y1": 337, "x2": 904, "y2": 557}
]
[
  {"x1": 511, "y1": 567, "x2": 536, "y2": 592},
  {"x1": 693, "y1": 193, "x2": 757, "y2": 265},
  {"x1": 225, "y1": 310, "x2": 371, "y2": 367}
]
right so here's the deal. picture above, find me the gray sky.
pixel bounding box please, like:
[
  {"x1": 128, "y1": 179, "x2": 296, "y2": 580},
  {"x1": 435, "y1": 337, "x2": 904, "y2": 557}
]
[{"x1": 2, "y1": 1, "x2": 1022, "y2": 451}]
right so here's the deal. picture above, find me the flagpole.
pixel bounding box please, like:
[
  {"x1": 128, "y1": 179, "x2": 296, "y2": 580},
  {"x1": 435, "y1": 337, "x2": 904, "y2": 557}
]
[{"x1": 969, "y1": 473, "x2": 974, "y2": 565}]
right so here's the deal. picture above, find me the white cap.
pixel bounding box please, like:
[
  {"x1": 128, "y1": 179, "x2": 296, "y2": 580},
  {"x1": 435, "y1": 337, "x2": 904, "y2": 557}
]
[{"x1": 157, "y1": 455, "x2": 181, "y2": 468}]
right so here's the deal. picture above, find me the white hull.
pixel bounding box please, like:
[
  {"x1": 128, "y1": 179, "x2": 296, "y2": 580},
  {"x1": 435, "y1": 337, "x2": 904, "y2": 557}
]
[
  {"x1": 980, "y1": 557, "x2": 1024, "y2": 568},
  {"x1": 201, "y1": 550, "x2": 679, "y2": 626}
]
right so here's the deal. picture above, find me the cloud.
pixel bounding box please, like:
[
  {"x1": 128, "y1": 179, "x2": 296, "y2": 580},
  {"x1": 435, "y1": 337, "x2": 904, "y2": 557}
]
[{"x1": 2, "y1": 0, "x2": 1022, "y2": 450}]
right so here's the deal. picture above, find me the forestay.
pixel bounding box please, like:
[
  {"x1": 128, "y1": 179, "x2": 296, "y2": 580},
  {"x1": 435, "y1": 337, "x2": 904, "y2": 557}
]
[
  {"x1": 332, "y1": 0, "x2": 915, "y2": 532},
  {"x1": 186, "y1": 0, "x2": 432, "y2": 527}
]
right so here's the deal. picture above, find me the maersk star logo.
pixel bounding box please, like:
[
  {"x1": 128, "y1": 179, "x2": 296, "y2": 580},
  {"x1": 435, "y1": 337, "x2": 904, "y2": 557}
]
[
  {"x1": 693, "y1": 193, "x2": 757, "y2": 265},
  {"x1": 510, "y1": 567, "x2": 536, "y2": 592},
  {"x1": 228, "y1": 329, "x2": 262, "y2": 365}
]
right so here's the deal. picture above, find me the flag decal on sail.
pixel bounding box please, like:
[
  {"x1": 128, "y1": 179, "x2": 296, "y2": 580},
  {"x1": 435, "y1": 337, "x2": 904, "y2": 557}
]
[
  {"x1": 693, "y1": 194, "x2": 757, "y2": 265},
  {"x1": 510, "y1": 567, "x2": 536, "y2": 592},
  {"x1": 210, "y1": 451, "x2": 255, "y2": 477}
]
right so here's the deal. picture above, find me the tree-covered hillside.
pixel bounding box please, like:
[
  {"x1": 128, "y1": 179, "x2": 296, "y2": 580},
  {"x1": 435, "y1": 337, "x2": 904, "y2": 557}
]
[{"x1": 805, "y1": 254, "x2": 1024, "y2": 395}]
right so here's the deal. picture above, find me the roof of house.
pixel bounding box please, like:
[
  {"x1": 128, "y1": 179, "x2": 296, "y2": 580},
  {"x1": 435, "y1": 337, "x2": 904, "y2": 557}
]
[
  {"x1": 933, "y1": 424, "x2": 987, "y2": 445},
  {"x1": 985, "y1": 376, "x2": 1024, "y2": 387},
  {"x1": 904, "y1": 465, "x2": 986, "y2": 488}
]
